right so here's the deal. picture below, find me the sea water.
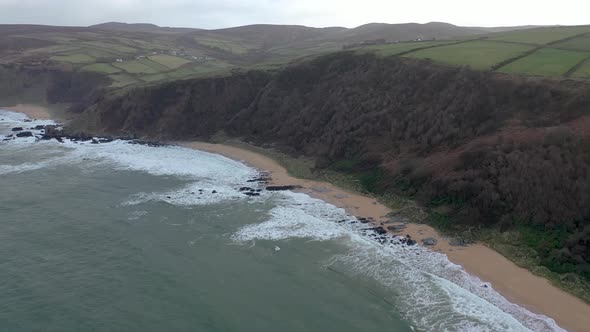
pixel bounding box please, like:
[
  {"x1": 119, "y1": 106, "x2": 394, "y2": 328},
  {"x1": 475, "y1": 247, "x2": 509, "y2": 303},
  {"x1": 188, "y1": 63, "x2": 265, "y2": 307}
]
[{"x1": 0, "y1": 110, "x2": 565, "y2": 332}]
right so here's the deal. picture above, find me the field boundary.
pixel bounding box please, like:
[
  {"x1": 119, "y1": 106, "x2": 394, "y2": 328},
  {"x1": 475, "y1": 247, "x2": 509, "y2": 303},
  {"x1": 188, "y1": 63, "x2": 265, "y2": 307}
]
[
  {"x1": 396, "y1": 38, "x2": 485, "y2": 56},
  {"x1": 565, "y1": 56, "x2": 590, "y2": 77}
]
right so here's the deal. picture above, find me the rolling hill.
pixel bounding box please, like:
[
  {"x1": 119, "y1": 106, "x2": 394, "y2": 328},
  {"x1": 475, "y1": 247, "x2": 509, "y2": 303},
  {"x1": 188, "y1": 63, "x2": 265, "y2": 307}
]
[
  {"x1": 0, "y1": 21, "x2": 524, "y2": 88},
  {"x1": 358, "y1": 25, "x2": 590, "y2": 77}
]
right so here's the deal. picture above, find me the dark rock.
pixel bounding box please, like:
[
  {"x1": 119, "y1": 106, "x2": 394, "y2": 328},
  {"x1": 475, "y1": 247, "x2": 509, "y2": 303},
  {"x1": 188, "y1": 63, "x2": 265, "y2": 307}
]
[
  {"x1": 357, "y1": 217, "x2": 372, "y2": 224},
  {"x1": 16, "y1": 131, "x2": 33, "y2": 137},
  {"x1": 91, "y1": 139, "x2": 99, "y2": 144},
  {"x1": 23, "y1": 119, "x2": 32, "y2": 123},
  {"x1": 130, "y1": 140, "x2": 167, "y2": 147},
  {"x1": 406, "y1": 239, "x2": 416, "y2": 246},
  {"x1": 373, "y1": 226, "x2": 387, "y2": 235},
  {"x1": 212, "y1": 190, "x2": 217, "y2": 194},
  {"x1": 422, "y1": 237, "x2": 438, "y2": 246},
  {"x1": 34, "y1": 125, "x2": 46, "y2": 130},
  {"x1": 387, "y1": 224, "x2": 407, "y2": 232},
  {"x1": 11, "y1": 127, "x2": 23, "y2": 131},
  {"x1": 43, "y1": 125, "x2": 62, "y2": 137},
  {"x1": 239, "y1": 187, "x2": 253, "y2": 192},
  {"x1": 244, "y1": 192, "x2": 261, "y2": 197},
  {"x1": 266, "y1": 185, "x2": 301, "y2": 191}
]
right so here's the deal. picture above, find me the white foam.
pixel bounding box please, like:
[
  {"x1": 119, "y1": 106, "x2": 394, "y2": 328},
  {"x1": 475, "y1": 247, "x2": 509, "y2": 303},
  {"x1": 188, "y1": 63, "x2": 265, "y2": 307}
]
[
  {"x1": 233, "y1": 191, "x2": 565, "y2": 332},
  {"x1": 0, "y1": 110, "x2": 56, "y2": 138},
  {"x1": 124, "y1": 180, "x2": 262, "y2": 207},
  {"x1": 0, "y1": 112, "x2": 567, "y2": 331}
]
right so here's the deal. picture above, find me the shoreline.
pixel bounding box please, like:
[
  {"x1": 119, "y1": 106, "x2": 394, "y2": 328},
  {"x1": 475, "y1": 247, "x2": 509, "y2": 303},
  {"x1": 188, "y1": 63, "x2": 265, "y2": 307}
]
[
  {"x1": 183, "y1": 141, "x2": 590, "y2": 332},
  {"x1": 1, "y1": 104, "x2": 55, "y2": 120},
  {"x1": 5, "y1": 105, "x2": 588, "y2": 330}
]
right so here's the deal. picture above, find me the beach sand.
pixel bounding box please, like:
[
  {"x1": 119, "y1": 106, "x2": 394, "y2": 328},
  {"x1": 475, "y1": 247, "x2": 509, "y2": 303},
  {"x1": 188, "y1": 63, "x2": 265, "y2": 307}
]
[
  {"x1": 5, "y1": 104, "x2": 587, "y2": 330},
  {"x1": 185, "y1": 141, "x2": 590, "y2": 332},
  {"x1": 2, "y1": 104, "x2": 54, "y2": 120}
]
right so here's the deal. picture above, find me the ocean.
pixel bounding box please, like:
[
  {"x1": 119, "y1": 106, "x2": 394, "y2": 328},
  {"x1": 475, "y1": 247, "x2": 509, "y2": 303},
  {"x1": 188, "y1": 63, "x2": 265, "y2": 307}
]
[{"x1": 0, "y1": 110, "x2": 565, "y2": 332}]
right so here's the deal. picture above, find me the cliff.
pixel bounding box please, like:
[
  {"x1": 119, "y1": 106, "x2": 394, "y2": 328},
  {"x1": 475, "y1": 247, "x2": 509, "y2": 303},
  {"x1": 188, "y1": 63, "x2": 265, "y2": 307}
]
[
  {"x1": 0, "y1": 65, "x2": 108, "y2": 108},
  {"x1": 70, "y1": 53, "x2": 590, "y2": 281}
]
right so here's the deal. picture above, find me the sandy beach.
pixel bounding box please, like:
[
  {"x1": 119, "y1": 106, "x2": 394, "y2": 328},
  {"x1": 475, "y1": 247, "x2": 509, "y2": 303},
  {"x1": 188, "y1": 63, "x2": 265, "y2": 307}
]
[
  {"x1": 4, "y1": 104, "x2": 588, "y2": 330},
  {"x1": 185, "y1": 141, "x2": 590, "y2": 332},
  {"x1": 1, "y1": 104, "x2": 55, "y2": 120}
]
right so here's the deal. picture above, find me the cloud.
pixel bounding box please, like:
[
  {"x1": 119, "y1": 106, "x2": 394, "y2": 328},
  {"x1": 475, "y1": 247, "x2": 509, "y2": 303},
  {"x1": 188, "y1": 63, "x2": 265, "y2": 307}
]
[{"x1": 0, "y1": 0, "x2": 588, "y2": 28}]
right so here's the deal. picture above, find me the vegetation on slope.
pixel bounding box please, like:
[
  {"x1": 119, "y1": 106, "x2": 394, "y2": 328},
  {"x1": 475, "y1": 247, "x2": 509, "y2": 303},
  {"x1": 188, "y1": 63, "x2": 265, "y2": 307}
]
[
  {"x1": 361, "y1": 25, "x2": 590, "y2": 78},
  {"x1": 0, "y1": 21, "x2": 533, "y2": 90},
  {"x1": 70, "y1": 53, "x2": 590, "y2": 301}
]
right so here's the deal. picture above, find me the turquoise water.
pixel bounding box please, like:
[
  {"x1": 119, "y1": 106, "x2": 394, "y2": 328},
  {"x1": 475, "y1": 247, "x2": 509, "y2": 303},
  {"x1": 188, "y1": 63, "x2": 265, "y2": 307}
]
[{"x1": 0, "y1": 110, "x2": 564, "y2": 332}]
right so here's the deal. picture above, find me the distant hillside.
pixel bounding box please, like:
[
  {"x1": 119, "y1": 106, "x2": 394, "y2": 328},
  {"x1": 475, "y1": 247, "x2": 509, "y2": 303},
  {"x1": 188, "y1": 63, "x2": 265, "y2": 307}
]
[
  {"x1": 8, "y1": 21, "x2": 588, "y2": 90},
  {"x1": 358, "y1": 25, "x2": 590, "y2": 78}
]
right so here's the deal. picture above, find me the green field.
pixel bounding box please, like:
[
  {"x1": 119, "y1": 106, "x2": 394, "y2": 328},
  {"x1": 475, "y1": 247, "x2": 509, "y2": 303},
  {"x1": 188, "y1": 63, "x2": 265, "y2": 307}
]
[
  {"x1": 80, "y1": 63, "x2": 121, "y2": 74},
  {"x1": 196, "y1": 38, "x2": 253, "y2": 54},
  {"x1": 50, "y1": 53, "x2": 96, "y2": 64},
  {"x1": 109, "y1": 73, "x2": 140, "y2": 87},
  {"x1": 498, "y1": 48, "x2": 588, "y2": 76},
  {"x1": 571, "y1": 59, "x2": 590, "y2": 77},
  {"x1": 7, "y1": 23, "x2": 590, "y2": 90},
  {"x1": 490, "y1": 26, "x2": 590, "y2": 44},
  {"x1": 406, "y1": 41, "x2": 533, "y2": 70},
  {"x1": 358, "y1": 41, "x2": 454, "y2": 56},
  {"x1": 113, "y1": 60, "x2": 160, "y2": 74},
  {"x1": 82, "y1": 41, "x2": 137, "y2": 53},
  {"x1": 148, "y1": 55, "x2": 192, "y2": 69},
  {"x1": 553, "y1": 35, "x2": 590, "y2": 51}
]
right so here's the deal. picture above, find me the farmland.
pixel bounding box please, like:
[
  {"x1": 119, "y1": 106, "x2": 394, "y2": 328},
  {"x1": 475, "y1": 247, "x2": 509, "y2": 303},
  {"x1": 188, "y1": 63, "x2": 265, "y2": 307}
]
[
  {"x1": 356, "y1": 25, "x2": 590, "y2": 78},
  {"x1": 498, "y1": 48, "x2": 588, "y2": 76},
  {"x1": 409, "y1": 41, "x2": 533, "y2": 70},
  {"x1": 3, "y1": 22, "x2": 590, "y2": 90}
]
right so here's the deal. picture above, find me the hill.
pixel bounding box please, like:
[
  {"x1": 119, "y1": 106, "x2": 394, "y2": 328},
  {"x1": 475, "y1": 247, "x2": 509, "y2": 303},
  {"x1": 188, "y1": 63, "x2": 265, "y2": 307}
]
[
  {"x1": 358, "y1": 25, "x2": 590, "y2": 77},
  {"x1": 0, "y1": 21, "x2": 522, "y2": 88}
]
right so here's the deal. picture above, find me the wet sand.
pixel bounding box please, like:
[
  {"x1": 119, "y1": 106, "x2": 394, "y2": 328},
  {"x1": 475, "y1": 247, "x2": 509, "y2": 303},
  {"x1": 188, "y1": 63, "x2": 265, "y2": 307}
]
[
  {"x1": 1, "y1": 104, "x2": 54, "y2": 120},
  {"x1": 185, "y1": 141, "x2": 590, "y2": 332}
]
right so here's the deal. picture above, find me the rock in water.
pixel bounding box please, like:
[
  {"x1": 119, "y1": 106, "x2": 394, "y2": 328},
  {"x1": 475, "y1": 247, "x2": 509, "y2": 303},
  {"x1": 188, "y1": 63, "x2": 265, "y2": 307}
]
[{"x1": 16, "y1": 131, "x2": 33, "y2": 137}]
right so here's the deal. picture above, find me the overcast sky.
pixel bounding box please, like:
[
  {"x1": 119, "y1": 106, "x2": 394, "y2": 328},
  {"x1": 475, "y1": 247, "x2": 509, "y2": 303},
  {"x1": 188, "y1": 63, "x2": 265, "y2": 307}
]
[{"x1": 1, "y1": 0, "x2": 589, "y2": 29}]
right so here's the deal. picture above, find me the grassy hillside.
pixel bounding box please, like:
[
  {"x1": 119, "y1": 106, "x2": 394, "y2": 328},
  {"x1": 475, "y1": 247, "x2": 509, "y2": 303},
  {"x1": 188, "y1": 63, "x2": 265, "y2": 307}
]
[
  {"x1": 0, "y1": 22, "x2": 520, "y2": 89},
  {"x1": 361, "y1": 25, "x2": 590, "y2": 78}
]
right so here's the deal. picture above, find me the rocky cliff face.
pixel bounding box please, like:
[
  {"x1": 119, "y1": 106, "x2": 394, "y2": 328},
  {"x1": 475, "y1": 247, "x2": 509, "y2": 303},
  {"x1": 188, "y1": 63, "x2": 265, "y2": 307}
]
[
  {"x1": 71, "y1": 53, "x2": 590, "y2": 278},
  {"x1": 0, "y1": 65, "x2": 108, "y2": 108}
]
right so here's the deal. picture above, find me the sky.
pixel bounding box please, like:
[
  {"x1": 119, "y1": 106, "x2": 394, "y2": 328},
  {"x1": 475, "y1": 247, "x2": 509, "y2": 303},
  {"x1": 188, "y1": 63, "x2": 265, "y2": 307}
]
[{"x1": 0, "y1": 0, "x2": 589, "y2": 29}]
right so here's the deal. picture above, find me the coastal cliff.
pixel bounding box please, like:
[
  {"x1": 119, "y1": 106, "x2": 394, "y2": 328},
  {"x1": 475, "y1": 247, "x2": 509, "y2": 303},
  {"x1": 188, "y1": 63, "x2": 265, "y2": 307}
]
[
  {"x1": 70, "y1": 52, "x2": 590, "y2": 285},
  {"x1": 0, "y1": 65, "x2": 108, "y2": 109}
]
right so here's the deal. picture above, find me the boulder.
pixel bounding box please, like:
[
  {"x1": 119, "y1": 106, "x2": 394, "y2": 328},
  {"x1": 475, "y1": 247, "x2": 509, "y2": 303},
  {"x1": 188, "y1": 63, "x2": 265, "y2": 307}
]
[
  {"x1": 422, "y1": 237, "x2": 438, "y2": 246},
  {"x1": 11, "y1": 127, "x2": 23, "y2": 131},
  {"x1": 266, "y1": 185, "x2": 301, "y2": 191},
  {"x1": 387, "y1": 224, "x2": 407, "y2": 232},
  {"x1": 16, "y1": 131, "x2": 33, "y2": 137}
]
